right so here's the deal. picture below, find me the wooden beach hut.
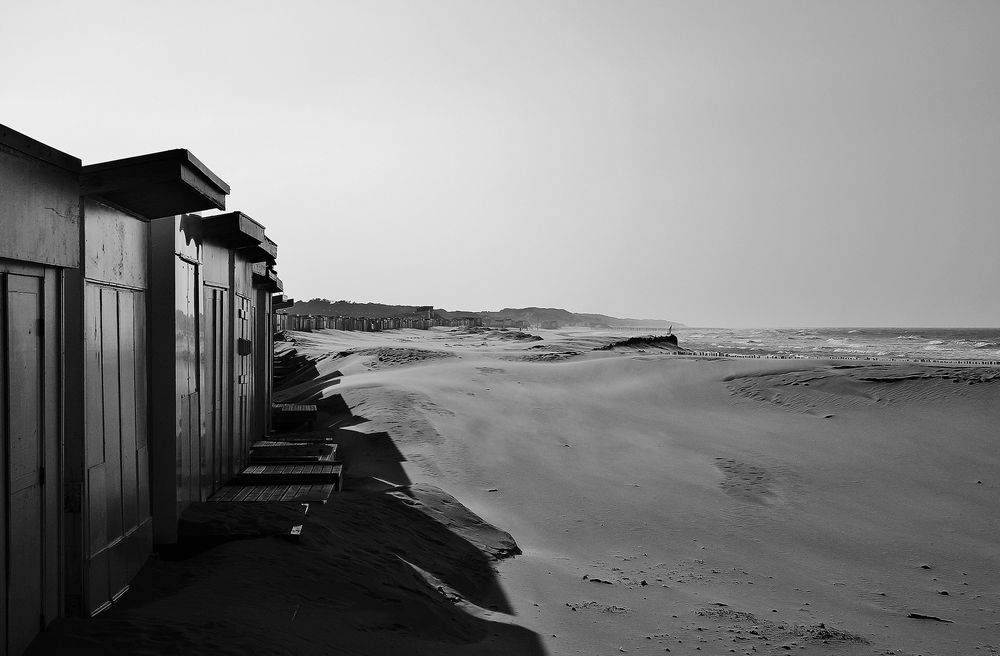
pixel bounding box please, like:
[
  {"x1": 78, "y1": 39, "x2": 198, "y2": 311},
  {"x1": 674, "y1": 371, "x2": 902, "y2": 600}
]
[
  {"x1": 1, "y1": 124, "x2": 285, "y2": 653},
  {"x1": 199, "y1": 211, "x2": 268, "y2": 504},
  {"x1": 150, "y1": 210, "x2": 277, "y2": 543},
  {"x1": 69, "y1": 149, "x2": 229, "y2": 613},
  {"x1": 252, "y1": 258, "x2": 281, "y2": 436},
  {"x1": 0, "y1": 125, "x2": 80, "y2": 654}
]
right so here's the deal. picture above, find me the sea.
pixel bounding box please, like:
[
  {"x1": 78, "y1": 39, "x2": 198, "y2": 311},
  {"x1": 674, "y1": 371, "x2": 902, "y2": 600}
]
[{"x1": 671, "y1": 327, "x2": 1000, "y2": 365}]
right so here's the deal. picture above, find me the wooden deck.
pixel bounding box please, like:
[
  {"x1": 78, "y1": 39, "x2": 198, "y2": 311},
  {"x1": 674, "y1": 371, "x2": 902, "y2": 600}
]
[
  {"x1": 249, "y1": 442, "x2": 337, "y2": 464},
  {"x1": 271, "y1": 403, "x2": 318, "y2": 429},
  {"x1": 236, "y1": 463, "x2": 343, "y2": 489},
  {"x1": 256, "y1": 431, "x2": 337, "y2": 444},
  {"x1": 208, "y1": 483, "x2": 337, "y2": 503}
]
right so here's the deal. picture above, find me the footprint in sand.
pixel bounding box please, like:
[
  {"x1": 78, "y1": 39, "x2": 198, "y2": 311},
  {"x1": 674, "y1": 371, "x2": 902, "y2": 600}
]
[{"x1": 714, "y1": 458, "x2": 775, "y2": 502}]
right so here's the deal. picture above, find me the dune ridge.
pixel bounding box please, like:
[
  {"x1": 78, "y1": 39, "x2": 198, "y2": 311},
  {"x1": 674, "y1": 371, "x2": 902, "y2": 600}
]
[{"x1": 282, "y1": 327, "x2": 999, "y2": 655}]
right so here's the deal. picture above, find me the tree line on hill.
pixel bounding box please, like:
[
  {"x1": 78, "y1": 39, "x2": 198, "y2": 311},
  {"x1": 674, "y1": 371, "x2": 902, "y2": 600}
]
[{"x1": 288, "y1": 299, "x2": 681, "y2": 328}]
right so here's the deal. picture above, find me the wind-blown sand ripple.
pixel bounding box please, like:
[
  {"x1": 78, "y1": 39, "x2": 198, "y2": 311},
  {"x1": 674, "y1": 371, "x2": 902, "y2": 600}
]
[
  {"x1": 271, "y1": 327, "x2": 1000, "y2": 655},
  {"x1": 45, "y1": 327, "x2": 992, "y2": 655}
]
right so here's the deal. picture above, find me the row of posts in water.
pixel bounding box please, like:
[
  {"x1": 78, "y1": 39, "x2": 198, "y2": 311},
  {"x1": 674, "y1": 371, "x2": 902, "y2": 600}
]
[{"x1": 673, "y1": 350, "x2": 1000, "y2": 367}]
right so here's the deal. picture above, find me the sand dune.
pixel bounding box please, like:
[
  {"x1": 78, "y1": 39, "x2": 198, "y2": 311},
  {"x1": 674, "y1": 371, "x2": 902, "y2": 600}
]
[{"x1": 287, "y1": 327, "x2": 999, "y2": 655}]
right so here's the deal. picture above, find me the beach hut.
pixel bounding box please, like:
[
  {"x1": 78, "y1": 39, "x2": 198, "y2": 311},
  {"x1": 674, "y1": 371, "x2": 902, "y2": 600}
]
[
  {"x1": 72, "y1": 149, "x2": 229, "y2": 610},
  {"x1": 148, "y1": 211, "x2": 276, "y2": 544},
  {"x1": 252, "y1": 257, "x2": 281, "y2": 437},
  {"x1": 226, "y1": 217, "x2": 275, "y2": 481},
  {"x1": 199, "y1": 212, "x2": 277, "y2": 498},
  {"x1": 0, "y1": 125, "x2": 80, "y2": 654},
  {"x1": 272, "y1": 295, "x2": 293, "y2": 334},
  {"x1": 1, "y1": 124, "x2": 289, "y2": 651}
]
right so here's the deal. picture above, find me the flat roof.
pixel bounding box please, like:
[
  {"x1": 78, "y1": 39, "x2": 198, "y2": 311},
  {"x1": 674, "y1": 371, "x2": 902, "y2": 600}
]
[
  {"x1": 84, "y1": 149, "x2": 229, "y2": 194},
  {"x1": 82, "y1": 149, "x2": 229, "y2": 218},
  {"x1": 0, "y1": 124, "x2": 81, "y2": 172},
  {"x1": 202, "y1": 211, "x2": 267, "y2": 246}
]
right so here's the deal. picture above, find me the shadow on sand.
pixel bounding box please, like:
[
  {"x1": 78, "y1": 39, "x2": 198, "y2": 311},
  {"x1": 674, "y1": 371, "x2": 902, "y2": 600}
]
[{"x1": 27, "y1": 350, "x2": 547, "y2": 656}]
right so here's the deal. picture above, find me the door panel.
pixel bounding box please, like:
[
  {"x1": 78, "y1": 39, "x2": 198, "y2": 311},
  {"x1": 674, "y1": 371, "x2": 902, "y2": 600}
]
[
  {"x1": 100, "y1": 289, "x2": 123, "y2": 544},
  {"x1": 118, "y1": 292, "x2": 138, "y2": 531},
  {"x1": 82, "y1": 284, "x2": 153, "y2": 614},
  {"x1": 5, "y1": 274, "x2": 45, "y2": 655},
  {"x1": 234, "y1": 296, "x2": 252, "y2": 472},
  {"x1": 175, "y1": 262, "x2": 201, "y2": 511},
  {"x1": 203, "y1": 287, "x2": 228, "y2": 497}
]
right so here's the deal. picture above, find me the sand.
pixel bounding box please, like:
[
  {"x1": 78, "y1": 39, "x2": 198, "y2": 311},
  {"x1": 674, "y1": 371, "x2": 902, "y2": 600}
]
[{"x1": 30, "y1": 327, "x2": 1000, "y2": 655}]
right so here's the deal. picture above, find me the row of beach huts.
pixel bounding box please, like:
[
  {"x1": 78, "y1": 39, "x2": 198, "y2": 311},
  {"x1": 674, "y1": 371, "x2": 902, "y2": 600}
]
[
  {"x1": 276, "y1": 315, "x2": 674, "y2": 333},
  {"x1": 276, "y1": 313, "x2": 443, "y2": 333},
  {"x1": 275, "y1": 313, "x2": 534, "y2": 333},
  {"x1": 0, "y1": 124, "x2": 294, "y2": 654}
]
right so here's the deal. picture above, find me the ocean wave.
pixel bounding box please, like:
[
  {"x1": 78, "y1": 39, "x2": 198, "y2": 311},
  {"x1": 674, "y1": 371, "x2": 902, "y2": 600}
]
[
  {"x1": 678, "y1": 328, "x2": 1000, "y2": 363},
  {"x1": 823, "y1": 339, "x2": 870, "y2": 350}
]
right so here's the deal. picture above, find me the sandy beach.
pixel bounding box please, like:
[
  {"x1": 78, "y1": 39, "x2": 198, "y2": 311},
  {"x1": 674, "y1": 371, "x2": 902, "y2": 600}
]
[{"x1": 30, "y1": 327, "x2": 999, "y2": 655}]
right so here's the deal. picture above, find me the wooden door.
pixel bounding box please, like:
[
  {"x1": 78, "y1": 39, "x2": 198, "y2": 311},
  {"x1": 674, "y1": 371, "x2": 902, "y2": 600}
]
[
  {"x1": 4, "y1": 273, "x2": 45, "y2": 655},
  {"x1": 203, "y1": 286, "x2": 228, "y2": 495},
  {"x1": 234, "y1": 295, "x2": 252, "y2": 472},
  {"x1": 175, "y1": 262, "x2": 200, "y2": 510},
  {"x1": 83, "y1": 284, "x2": 153, "y2": 615}
]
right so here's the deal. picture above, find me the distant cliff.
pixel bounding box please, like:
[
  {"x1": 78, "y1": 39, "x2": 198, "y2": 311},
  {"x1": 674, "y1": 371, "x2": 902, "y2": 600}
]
[{"x1": 288, "y1": 299, "x2": 682, "y2": 328}]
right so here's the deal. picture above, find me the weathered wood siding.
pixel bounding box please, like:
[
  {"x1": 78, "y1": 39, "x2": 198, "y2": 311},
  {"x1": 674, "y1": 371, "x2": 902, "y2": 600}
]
[
  {"x1": 0, "y1": 267, "x2": 61, "y2": 654},
  {"x1": 253, "y1": 287, "x2": 273, "y2": 437},
  {"x1": 149, "y1": 216, "x2": 205, "y2": 544},
  {"x1": 66, "y1": 198, "x2": 153, "y2": 617},
  {"x1": 0, "y1": 132, "x2": 80, "y2": 268},
  {"x1": 0, "y1": 127, "x2": 78, "y2": 654},
  {"x1": 233, "y1": 252, "x2": 256, "y2": 472},
  {"x1": 201, "y1": 241, "x2": 232, "y2": 493}
]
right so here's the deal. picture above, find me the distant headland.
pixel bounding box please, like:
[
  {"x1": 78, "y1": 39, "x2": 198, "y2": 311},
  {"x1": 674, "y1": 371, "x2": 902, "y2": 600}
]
[{"x1": 288, "y1": 299, "x2": 683, "y2": 329}]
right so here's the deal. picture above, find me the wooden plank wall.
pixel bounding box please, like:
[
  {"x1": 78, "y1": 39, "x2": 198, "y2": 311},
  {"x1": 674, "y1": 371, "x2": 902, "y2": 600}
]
[
  {"x1": 203, "y1": 286, "x2": 231, "y2": 497},
  {"x1": 0, "y1": 265, "x2": 61, "y2": 655},
  {"x1": 83, "y1": 283, "x2": 151, "y2": 615},
  {"x1": 174, "y1": 260, "x2": 201, "y2": 517}
]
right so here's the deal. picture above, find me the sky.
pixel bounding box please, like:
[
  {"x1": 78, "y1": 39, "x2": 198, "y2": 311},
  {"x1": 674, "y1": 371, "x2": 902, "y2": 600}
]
[{"x1": 3, "y1": 0, "x2": 999, "y2": 327}]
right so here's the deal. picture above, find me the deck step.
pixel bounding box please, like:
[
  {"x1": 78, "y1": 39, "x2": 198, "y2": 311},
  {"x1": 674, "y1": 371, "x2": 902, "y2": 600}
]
[
  {"x1": 258, "y1": 431, "x2": 338, "y2": 444},
  {"x1": 208, "y1": 483, "x2": 336, "y2": 503},
  {"x1": 272, "y1": 403, "x2": 318, "y2": 430},
  {"x1": 249, "y1": 442, "x2": 337, "y2": 464},
  {"x1": 236, "y1": 463, "x2": 343, "y2": 489}
]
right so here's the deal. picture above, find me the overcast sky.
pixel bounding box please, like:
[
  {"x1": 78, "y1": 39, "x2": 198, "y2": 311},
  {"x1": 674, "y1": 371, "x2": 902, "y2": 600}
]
[{"x1": 4, "y1": 1, "x2": 998, "y2": 327}]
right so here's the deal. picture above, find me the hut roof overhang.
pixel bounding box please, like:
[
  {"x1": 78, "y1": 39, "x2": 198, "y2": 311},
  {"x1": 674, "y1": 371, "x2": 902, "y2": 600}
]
[
  {"x1": 272, "y1": 294, "x2": 294, "y2": 310},
  {"x1": 202, "y1": 212, "x2": 276, "y2": 263},
  {"x1": 81, "y1": 149, "x2": 229, "y2": 219},
  {"x1": 252, "y1": 262, "x2": 283, "y2": 292}
]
